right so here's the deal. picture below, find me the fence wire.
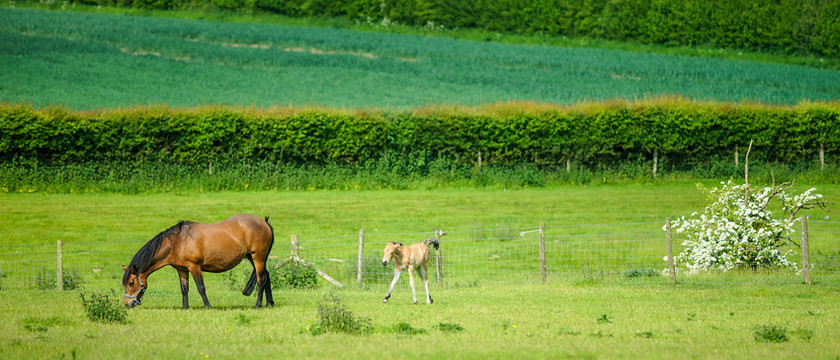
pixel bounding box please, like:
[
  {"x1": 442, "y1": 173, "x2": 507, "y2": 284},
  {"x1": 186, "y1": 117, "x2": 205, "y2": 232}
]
[{"x1": 1, "y1": 220, "x2": 837, "y2": 292}]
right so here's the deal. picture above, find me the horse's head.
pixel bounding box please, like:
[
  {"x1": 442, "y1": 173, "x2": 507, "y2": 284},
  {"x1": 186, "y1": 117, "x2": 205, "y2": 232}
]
[
  {"x1": 382, "y1": 242, "x2": 403, "y2": 266},
  {"x1": 121, "y1": 265, "x2": 147, "y2": 308}
]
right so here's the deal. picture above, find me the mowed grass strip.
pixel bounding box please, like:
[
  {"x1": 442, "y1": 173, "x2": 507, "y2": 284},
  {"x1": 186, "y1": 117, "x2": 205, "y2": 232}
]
[
  {"x1": 0, "y1": 283, "x2": 838, "y2": 359},
  {"x1": 3, "y1": 7, "x2": 840, "y2": 109}
]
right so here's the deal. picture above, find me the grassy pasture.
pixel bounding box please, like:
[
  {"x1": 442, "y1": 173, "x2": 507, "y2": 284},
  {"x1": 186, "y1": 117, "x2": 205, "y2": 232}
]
[
  {"x1": 0, "y1": 183, "x2": 837, "y2": 289},
  {"x1": 0, "y1": 185, "x2": 838, "y2": 358},
  {"x1": 3, "y1": 7, "x2": 840, "y2": 110}
]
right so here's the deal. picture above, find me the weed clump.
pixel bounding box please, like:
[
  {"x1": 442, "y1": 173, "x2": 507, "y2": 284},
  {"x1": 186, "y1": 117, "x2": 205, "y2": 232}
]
[
  {"x1": 622, "y1": 268, "x2": 659, "y2": 279},
  {"x1": 391, "y1": 322, "x2": 427, "y2": 335},
  {"x1": 754, "y1": 325, "x2": 788, "y2": 343},
  {"x1": 35, "y1": 268, "x2": 83, "y2": 290},
  {"x1": 435, "y1": 323, "x2": 464, "y2": 333},
  {"x1": 309, "y1": 294, "x2": 372, "y2": 335},
  {"x1": 79, "y1": 290, "x2": 128, "y2": 324}
]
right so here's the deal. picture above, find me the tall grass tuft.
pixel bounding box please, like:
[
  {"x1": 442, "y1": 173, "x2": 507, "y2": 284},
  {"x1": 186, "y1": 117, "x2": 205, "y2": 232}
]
[{"x1": 309, "y1": 293, "x2": 372, "y2": 335}]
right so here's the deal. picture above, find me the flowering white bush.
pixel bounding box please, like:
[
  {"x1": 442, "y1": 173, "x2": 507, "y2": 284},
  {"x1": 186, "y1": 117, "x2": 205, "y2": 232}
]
[{"x1": 667, "y1": 180, "x2": 824, "y2": 273}]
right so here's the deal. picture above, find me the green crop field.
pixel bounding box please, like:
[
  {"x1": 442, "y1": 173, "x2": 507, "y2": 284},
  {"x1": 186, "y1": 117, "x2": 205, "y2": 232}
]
[{"x1": 3, "y1": 7, "x2": 840, "y2": 110}]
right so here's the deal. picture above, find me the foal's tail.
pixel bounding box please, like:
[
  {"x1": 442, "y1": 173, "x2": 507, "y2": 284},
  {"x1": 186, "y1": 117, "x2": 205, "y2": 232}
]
[
  {"x1": 424, "y1": 237, "x2": 440, "y2": 250},
  {"x1": 242, "y1": 216, "x2": 276, "y2": 296}
]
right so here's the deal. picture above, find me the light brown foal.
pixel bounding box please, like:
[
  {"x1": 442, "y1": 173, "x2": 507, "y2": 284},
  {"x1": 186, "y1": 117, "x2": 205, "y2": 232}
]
[{"x1": 381, "y1": 238, "x2": 439, "y2": 305}]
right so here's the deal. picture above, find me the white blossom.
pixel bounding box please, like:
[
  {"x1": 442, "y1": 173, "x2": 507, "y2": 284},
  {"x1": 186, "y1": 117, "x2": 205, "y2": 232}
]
[{"x1": 667, "y1": 180, "x2": 821, "y2": 274}]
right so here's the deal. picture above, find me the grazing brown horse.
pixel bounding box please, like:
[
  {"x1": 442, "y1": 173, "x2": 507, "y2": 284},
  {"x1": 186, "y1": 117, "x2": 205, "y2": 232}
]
[
  {"x1": 122, "y1": 214, "x2": 275, "y2": 309},
  {"x1": 381, "y1": 238, "x2": 439, "y2": 305}
]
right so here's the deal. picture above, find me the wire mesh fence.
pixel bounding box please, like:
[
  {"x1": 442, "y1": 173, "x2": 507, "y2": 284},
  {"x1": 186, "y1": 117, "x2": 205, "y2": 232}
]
[{"x1": 0, "y1": 219, "x2": 837, "y2": 292}]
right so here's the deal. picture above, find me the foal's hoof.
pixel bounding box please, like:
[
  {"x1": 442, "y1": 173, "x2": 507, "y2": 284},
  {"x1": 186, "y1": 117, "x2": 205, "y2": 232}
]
[
  {"x1": 413, "y1": 300, "x2": 418, "y2": 305},
  {"x1": 383, "y1": 298, "x2": 389, "y2": 303}
]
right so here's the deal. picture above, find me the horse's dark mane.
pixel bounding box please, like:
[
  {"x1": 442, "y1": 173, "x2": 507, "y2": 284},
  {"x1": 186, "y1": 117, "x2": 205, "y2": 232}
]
[
  {"x1": 123, "y1": 221, "x2": 190, "y2": 284},
  {"x1": 424, "y1": 237, "x2": 440, "y2": 250}
]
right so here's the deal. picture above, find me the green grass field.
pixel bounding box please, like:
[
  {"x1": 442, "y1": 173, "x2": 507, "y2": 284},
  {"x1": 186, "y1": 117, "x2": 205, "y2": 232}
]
[
  {"x1": 3, "y1": 7, "x2": 840, "y2": 110},
  {"x1": 1, "y1": 184, "x2": 838, "y2": 359},
  {"x1": 1, "y1": 282, "x2": 838, "y2": 359}
]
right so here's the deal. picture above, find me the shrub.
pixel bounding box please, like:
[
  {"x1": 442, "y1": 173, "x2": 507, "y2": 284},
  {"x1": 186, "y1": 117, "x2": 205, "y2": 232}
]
[
  {"x1": 309, "y1": 294, "x2": 372, "y2": 335},
  {"x1": 274, "y1": 261, "x2": 319, "y2": 290},
  {"x1": 668, "y1": 180, "x2": 825, "y2": 273},
  {"x1": 79, "y1": 290, "x2": 128, "y2": 324}
]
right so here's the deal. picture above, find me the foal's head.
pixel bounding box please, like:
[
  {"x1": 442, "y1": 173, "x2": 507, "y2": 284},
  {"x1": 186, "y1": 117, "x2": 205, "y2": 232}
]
[
  {"x1": 381, "y1": 242, "x2": 403, "y2": 266},
  {"x1": 121, "y1": 265, "x2": 147, "y2": 308}
]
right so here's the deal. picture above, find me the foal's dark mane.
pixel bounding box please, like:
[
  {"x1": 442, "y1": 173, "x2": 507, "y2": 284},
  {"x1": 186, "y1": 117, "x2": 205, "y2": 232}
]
[{"x1": 123, "y1": 221, "x2": 191, "y2": 284}]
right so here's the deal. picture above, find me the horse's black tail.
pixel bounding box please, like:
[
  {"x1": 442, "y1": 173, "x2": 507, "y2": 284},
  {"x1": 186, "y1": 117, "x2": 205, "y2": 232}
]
[
  {"x1": 424, "y1": 237, "x2": 440, "y2": 250},
  {"x1": 243, "y1": 268, "x2": 257, "y2": 296},
  {"x1": 242, "y1": 216, "x2": 276, "y2": 296}
]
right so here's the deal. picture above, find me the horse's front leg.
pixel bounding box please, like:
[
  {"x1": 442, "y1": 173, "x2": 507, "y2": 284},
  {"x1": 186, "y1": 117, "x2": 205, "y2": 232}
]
[
  {"x1": 383, "y1": 268, "x2": 402, "y2": 303},
  {"x1": 420, "y1": 264, "x2": 433, "y2": 304},
  {"x1": 177, "y1": 269, "x2": 190, "y2": 310},
  {"x1": 408, "y1": 266, "x2": 417, "y2": 305},
  {"x1": 189, "y1": 266, "x2": 211, "y2": 309}
]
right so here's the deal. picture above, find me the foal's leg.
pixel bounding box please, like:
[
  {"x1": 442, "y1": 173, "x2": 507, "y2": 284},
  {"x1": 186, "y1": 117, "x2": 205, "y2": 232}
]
[
  {"x1": 383, "y1": 268, "x2": 402, "y2": 303},
  {"x1": 189, "y1": 265, "x2": 211, "y2": 309},
  {"x1": 420, "y1": 264, "x2": 433, "y2": 304},
  {"x1": 177, "y1": 269, "x2": 190, "y2": 310},
  {"x1": 408, "y1": 266, "x2": 417, "y2": 305}
]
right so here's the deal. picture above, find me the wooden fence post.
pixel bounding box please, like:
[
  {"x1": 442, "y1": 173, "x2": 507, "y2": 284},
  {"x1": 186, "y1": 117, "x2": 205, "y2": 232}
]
[
  {"x1": 539, "y1": 222, "x2": 547, "y2": 283},
  {"x1": 820, "y1": 143, "x2": 825, "y2": 171},
  {"x1": 56, "y1": 240, "x2": 63, "y2": 291},
  {"x1": 357, "y1": 229, "x2": 364, "y2": 286},
  {"x1": 801, "y1": 216, "x2": 811, "y2": 285},
  {"x1": 665, "y1": 217, "x2": 676, "y2": 284},
  {"x1": 290, "y1": 234, "x2": 300, "y2": 258},
  {"x1": 652, "y1": 148, "x2": 658, "y2": 178},
  {"x1": 435, "y1": 230, "x2": 443, "y2": 287}
]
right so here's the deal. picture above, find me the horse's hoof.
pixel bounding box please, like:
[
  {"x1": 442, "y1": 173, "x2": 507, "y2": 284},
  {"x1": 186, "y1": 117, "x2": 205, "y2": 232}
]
[
  {"x1": 413, "y1": 301, "x2": 418, "y2": 305},
  {"x1": 383, "y1": 298, "x2": 389, "y2": 303}
]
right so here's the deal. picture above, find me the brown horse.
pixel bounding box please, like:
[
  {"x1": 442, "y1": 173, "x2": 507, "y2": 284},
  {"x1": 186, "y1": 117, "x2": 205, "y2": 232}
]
[
  {"x1": 381, "y1": 238, "x2": 439, "y2": 305},
  {"x1": 122, "y1": 214, "x2": 275, "y2": 309}
]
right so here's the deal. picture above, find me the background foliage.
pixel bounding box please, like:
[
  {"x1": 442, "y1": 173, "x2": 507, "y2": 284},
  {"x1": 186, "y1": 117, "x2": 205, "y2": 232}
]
[{"x1": 48, "y1": 0, "x2": 840, "y2": 58}]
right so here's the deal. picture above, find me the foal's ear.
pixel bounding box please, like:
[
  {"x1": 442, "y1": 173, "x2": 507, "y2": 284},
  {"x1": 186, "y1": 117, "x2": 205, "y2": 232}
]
[{"x1": 122, "y1": 265, "x2": 128, "y2": 272}]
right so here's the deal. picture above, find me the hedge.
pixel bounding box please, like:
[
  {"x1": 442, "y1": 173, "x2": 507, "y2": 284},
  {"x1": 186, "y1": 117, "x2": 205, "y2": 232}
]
[
  {"x1": 1, "y1": 100, "x2": 839, "y2": 170},
  {"x1": 59, "y1": 0, "x2": 840, "y2": 58}
]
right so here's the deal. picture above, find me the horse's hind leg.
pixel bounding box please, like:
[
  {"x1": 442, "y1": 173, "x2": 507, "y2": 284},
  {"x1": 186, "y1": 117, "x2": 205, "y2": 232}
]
[
  {"x1": 177, "y1": 269, "x2": 190, "y2": 309},
  {"x1": 263, "y1": 267, "x2": 274, "y2": 307},
  {"x1": 383, "y1": 269, "x2": 402, "y2": 303},
  {"x1": 252, "y1": 258, "x2": 270, "y2": 308},
  {"x1": 408, "y1": 266, "x2": 418, "y2": 305},
  {"x1": 420, "y1": 265, "x2": 433, "y2": 304}
]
